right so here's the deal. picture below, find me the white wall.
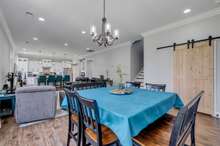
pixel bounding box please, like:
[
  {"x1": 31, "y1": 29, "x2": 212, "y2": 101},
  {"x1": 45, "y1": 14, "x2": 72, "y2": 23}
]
[
  {"x1": 0, "y1": 10, "x2": 13, "y2": 88},
  {"x1": 85, "y1": 42, "x2": 131, "y2": 84},
  {"x1": 143, "y1": 14, "x2": 220, "y2": 115}
]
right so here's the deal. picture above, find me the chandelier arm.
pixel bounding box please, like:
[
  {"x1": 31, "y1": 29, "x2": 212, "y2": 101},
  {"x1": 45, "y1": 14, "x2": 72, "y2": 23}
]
[{"x1": 108, "y1": 39, "x2": 114, "y2": 46}]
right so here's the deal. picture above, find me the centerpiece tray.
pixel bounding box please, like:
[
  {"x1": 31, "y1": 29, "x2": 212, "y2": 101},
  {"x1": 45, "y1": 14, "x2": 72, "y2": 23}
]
[{"x1": 110, "y1": 89, "x2": 133, "y2": 95}]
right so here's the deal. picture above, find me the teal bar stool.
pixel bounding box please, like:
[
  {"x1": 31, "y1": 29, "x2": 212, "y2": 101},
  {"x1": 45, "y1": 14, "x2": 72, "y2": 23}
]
[
  {"x1": 38, "y1": 75, "x2": 47, "y2": 85},
  {"x1": 47, "y1": 75, "x2": 56, "y2": 86},
  {"x1": 56, "y1": 75, "x2": 63, "y2": 87},
  {"x1": 63, "y1": 75, "x2": 70, "y2": 85}
]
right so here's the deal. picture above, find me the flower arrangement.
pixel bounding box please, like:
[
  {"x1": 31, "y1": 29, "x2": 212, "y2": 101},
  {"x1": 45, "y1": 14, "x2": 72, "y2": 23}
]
[{"x1": 116, "y1": 65, "x2": 126, "y2": 89}]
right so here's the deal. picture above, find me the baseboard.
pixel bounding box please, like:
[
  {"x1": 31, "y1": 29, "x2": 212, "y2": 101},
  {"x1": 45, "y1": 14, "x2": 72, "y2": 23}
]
[
  {"x1": 19, "y1": 119, "x2": 49, "y2": 128},
  {"x1": 55, "y1": 110, "x2": 68, "y2": 118}
]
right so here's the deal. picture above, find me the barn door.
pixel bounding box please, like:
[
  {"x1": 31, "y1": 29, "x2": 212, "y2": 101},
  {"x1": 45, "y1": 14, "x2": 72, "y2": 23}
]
[{"x1": 173, "y1": 41, "x2": 214, "y2": 115}]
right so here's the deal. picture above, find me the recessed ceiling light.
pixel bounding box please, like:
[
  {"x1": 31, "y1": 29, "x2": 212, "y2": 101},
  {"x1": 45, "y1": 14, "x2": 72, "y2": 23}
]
[
  {"x1": 38, "y1": 17, "x2": 45, "y2": 22},
  {"x1": 81, "y1": 30, "x2": 86, "y2": 34},
  {"x1": 64, "y1": 43, "x2": 68, "y2": 47},
  {"x1": 25, "y1": 11, "x2": 34, "y2": 16},
  {"x1": 183, "y1": 9, "x2": 191, "y2": 14},
  {"x1": 33, "y1": 37, "x2": 38, "y2": 41},
  {"x1": 86, "y1": 48, "x2": 95, "y2": 52}
]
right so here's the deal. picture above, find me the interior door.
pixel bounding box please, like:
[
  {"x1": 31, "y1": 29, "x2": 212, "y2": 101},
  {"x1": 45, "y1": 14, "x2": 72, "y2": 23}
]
[{"x1": 173, "y1": 41, "x2": 214, "y2": 115}]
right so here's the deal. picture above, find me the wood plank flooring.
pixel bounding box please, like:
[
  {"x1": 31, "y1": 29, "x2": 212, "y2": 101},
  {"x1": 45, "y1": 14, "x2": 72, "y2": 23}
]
[
  {"x1": 0, "y1": 117, "x2": 69, "y2": 146},
  {"x1": 0, "y1": 113, "x2": 219, "y2": 146}
]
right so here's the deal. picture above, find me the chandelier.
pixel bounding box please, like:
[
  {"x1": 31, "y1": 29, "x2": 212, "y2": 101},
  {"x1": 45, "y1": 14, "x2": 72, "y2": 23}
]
[{"x1": 90, "y1": 0, "x2": 119, "y2": 47}]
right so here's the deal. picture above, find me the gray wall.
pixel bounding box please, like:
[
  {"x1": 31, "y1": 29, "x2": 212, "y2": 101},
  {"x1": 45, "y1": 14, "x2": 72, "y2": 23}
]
[
  {"x1": 130, "y1": 39, "x2": 144, "y2": 80},
  {"x1": 0, "y1": 12, "x2": 11, "y2": 88},
  {"x1": 86, "y1": 42, "x2": 131, "y2": 84},
  {"x1": 144, "y1": 14, "x2": 220, "y2": 115}
]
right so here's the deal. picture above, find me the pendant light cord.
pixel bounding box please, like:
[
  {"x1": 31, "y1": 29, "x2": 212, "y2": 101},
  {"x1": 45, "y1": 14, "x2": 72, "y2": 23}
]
[{"x1": 103, "y1": 0, "x2": 106, "y2": 18}]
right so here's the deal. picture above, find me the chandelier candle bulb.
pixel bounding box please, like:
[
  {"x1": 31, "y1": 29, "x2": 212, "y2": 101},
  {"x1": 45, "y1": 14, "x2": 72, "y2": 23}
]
[
  {"x1": 105, "y1": 23, "x2": 111, "y2": 33},
  {"x1": 113, "y1": 29, "x2": 119, "y2": 39},
  {"x1": 90, "y1": 25, "x2": 97, "y2": 35}
]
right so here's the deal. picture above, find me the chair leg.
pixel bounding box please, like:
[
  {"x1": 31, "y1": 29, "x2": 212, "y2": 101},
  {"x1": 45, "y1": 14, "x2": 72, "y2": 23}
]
[
  {"x1": 191, "y1": 123, "x2": 196, "y2": 146},
  {"x1": 77, "y1": 123, "x2": 81, "y2": 146},
  {"x1": 116, "y1": 141, "x2": 120, "y2": 146},
  {"x1": 67, "y1": 116, "x2": 72, "y2": 146},
  {"x1": 82, "y1": 126, "x2": 86, "y2": 146},
  {"x1": 67, "y1": 134, "x2": 71, "y2": 146}
]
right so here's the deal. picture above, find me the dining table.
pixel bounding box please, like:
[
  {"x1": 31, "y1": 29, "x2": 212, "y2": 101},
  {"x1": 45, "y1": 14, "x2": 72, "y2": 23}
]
[{"x1": 77, "y1": 87, "x2": 184, "y2": 146}]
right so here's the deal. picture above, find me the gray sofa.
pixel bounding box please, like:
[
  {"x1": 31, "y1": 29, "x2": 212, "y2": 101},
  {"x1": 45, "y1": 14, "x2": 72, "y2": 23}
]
[{"x1": 15, "y1": 86, "x2": 56, "y2": 124}]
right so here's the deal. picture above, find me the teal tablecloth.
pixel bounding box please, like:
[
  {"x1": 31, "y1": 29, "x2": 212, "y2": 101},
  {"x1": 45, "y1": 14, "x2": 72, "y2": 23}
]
[{"x1": 62, "y1": 87, "x2": 183, "y2": 146}]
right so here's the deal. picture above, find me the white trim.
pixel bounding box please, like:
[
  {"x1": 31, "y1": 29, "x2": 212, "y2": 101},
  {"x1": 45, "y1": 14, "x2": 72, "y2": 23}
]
[
  {"x1": 84, "y1": 41, "x2": 131, "y2": 58},
  {"x1": 142, "y1": 7, "x2": 220, "y2": 37}
]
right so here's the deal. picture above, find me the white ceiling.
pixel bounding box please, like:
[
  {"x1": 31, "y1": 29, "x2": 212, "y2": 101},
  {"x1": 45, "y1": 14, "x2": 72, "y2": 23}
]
[{"x1": 0, "y1": 0, "x2": 219, "y2": 59}]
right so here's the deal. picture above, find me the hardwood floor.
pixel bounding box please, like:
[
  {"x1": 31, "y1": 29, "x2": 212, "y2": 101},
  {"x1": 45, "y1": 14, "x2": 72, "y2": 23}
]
[
  {"x1": 0, "y1": 117, "x2": 69, "y2": 146},
  {"x1": 0, "y1": 113, "x2": 219, "y2": 146}
]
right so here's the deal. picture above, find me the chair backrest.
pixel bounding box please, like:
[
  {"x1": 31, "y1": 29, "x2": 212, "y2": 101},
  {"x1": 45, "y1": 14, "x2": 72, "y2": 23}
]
[
  {"x1": 56, "y1": 75, "x2": 63, "y2": 82},
  {"x1": 63, "y1": 75, "x2": 70, "y2": 82},
  {"x1": 64, "y1": 88, "x2": 80, "y2": 118},
  {"x1": 146, "y1": 83, "x2": 166, "y2": 92},
  {"x1": 126, "y1": 82, "x2": 141, "y2": 88},
  {"x1": 38, "y1": 75, "x2": 46, "y2": 82},
  {"x1": 47, "y1": 75, "x2": 56, "y2": 82},
  {"x1": 101, "y1": 82, "x2": 107, "y2": 87},
  {"x1": 64, "y1": 84, "x2": 72, "y2": 90},
  {"x1": 169, "y1": 91, "x2": 204, "y2": 146},
  {"x1": 78, "y1": 95, "x2": 102, "y2": 146}
]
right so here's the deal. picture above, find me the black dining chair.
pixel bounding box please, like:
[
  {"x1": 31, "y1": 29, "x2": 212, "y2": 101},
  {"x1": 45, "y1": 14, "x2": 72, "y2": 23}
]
[
  {"x1": 125, "y1": 82, "x2": 141, "y2": 88},
  {"x1": 88, "y1": 82, "x2": 93, "y2": 89},
  {"x1": 78, "y1": 95, "x2": 120, "y2": 146},
  {"x1": 73, "y1": 84, "x2": 80, "y2": 91},
  {"x1": 97, "y1": 82, "x2": 102, "y2": 88},
  {"x1": 145, "y1": 83, "x2": 166, "y2": 92},
  {"x1": 64, "y1": 89, "x2": 81, "y2": 146},
  {"x1": 102, "y1": 82, "x2": 107, "y2": 88},
  {"x1": 132, "y1": 91, "x2": 204, "y2": 146}
]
